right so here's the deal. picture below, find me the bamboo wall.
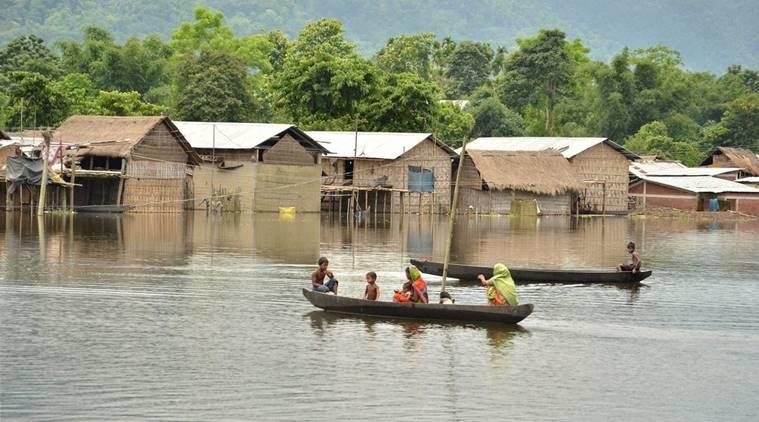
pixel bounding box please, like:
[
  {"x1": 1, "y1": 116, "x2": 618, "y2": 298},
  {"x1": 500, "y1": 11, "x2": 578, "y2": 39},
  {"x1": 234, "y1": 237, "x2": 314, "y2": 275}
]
[
  {"x1": 131, "y1": 122, "x2": 189, "y2": 163},
  {"x1": 569, "y1": 142, "x2": 630, "y2": 213},
  {"x1": 123, "y1": 161, "x2": 189, "y2": 213},
  {"x1": 457, "y1": 188, "x2": 572, "y2": 215}
]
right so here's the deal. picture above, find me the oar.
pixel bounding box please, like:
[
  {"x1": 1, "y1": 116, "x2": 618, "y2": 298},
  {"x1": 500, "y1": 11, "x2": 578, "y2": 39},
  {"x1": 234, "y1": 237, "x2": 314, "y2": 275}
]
[{"x1": 441, "y1": 139, "x2": 468, "y2": 292}]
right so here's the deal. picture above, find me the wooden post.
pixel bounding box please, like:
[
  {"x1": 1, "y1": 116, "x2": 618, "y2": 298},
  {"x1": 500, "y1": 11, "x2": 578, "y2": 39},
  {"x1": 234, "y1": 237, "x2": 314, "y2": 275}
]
[
  {"x1": 364, "y1": 189, "x2": 369, "y2": 212},
  {"x1": 37, "y1": 132, "x2": 52, "y2": 216},
  {"x1": 5, "y1": 182, "x2": 11, "y2": 211},
  {"x1": 441, "y1": 140, "x2": 467, "y2": 291},
  {"x1": 602, "y1": 182, "x2": 607, "y2": 216},
  {"x1": 373, "y1": 189, "x2": 378, "y2": 219},
  {"x1": 642, "y1": 181, "x2": 647, "y2": 209},
  {"x1": 339, "y1": 190, "x2": 343, "y2": 218},
  {"x1": 116, "y1": 158, "x2": 126, "y2": 205},
  {"x1": 418, "y1": 192, "x2": 422, "y2": 215},
  {"x1": 69, "y1": 158, "x2": 76, "y2": 211}
]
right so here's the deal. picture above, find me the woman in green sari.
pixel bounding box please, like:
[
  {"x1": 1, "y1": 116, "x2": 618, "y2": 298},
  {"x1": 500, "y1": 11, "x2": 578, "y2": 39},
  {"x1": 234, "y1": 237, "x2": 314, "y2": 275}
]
[{"x1": 478, "y1": 263, "x2": 519, "y2": 306}]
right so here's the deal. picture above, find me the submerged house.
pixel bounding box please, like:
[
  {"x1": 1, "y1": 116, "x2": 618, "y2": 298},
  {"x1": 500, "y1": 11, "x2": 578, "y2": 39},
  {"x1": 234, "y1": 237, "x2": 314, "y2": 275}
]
[
  {"x1": 309, "y1": 131, "x2": 456, "y2": 214},
  {"x1": 699, "y1": 147, "x2": 759, "y2": 177},
  {"x1": 465, "y1": 137, "x2": 638, "y2": 214},
  {"x1": 457, "y1": 150, "x2": 583, "y2": 215},
  {"x1": 175, "y1": 122, "x2": 328, "y2": 213},
  {"x1": 55, "y1": 116, "x2": 200, "y2": 212},
  {"x1": 629, "y1": 174, "x2": 759, "y2": 215}
]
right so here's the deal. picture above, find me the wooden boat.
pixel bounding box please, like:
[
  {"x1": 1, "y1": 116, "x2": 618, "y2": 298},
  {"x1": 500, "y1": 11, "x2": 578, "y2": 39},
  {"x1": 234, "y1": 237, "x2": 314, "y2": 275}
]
[
  {"x1": 73, "y1": 204, "x2": 136, "y2": 213},
  {"x1": 302, "y1": 288, "x2": 533, "y2": 324},
  {"x1": 411, "y1": 259, "x2": 652, "y2": 284}
]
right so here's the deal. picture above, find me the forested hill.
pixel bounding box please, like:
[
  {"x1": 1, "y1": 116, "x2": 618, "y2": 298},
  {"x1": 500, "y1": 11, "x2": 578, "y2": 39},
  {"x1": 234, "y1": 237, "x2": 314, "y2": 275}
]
[{"x1": 2, "y1": 0, "x2": 757, "y2": 73}]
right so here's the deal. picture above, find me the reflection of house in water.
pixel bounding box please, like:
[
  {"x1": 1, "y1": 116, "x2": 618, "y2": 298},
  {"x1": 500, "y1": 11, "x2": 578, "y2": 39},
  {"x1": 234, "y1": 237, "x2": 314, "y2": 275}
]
[
  {"x1": 456, "y1": 150, "x2": 583, "y2": 215},
  {"x1": 55, "y1": 116, "x2": 200, "y2": 212},
  {"x1": 310, "y1": 131, "x2": 456, "y2": 214},
  {"x1": 190, "y1": 214, "x2": 320, "y2": 264},
  {"x1": 465, "y1": 137, "x2": 638, "y2": 214},
  {"x1": 175, "y1": 122, "x2": 329, "y2": 213}
]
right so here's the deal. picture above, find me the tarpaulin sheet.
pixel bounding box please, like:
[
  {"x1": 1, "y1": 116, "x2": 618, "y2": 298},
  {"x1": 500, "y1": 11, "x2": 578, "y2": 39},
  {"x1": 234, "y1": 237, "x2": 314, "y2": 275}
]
[{"x1": 6, "y1": 155, "x2": 46, "y2": 194}]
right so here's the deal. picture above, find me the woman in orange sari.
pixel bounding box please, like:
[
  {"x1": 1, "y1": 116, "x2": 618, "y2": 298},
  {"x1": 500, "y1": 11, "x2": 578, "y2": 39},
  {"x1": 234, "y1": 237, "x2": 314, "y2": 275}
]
[{"x1": 406, "y1": 266, "x2": 429, "y2": 304}]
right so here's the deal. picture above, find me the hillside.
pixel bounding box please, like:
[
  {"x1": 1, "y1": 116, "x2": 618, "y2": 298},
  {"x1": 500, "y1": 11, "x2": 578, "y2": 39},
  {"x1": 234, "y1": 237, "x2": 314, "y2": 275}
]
[{"x1": 1, "y1": 0, "x2": 757, "y2": 73}]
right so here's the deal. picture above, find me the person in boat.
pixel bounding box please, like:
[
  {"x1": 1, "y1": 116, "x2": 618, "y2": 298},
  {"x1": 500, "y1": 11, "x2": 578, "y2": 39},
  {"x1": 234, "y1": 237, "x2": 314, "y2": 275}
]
[
  {"x1": 617, "y1": 241, "x2": 642, "y2": 273},
  {"x1": 478, "y1": 263, "x2": 519, "y2": 306},
  {"x1": 439, "y1": 291, "x2": 455, "y2": 304},
  {"x1": 406, "y1": 265, "x2": 429, "y2": 304},
  {"x1": 393, "y1": 281, "x2": 413, "y2": 302},
  {"x1": 312, "y1": 257, "x2": 338, "y2": 294},
  {"x1": 364, "y1": 271, "x2": 379, "y2": 301}
]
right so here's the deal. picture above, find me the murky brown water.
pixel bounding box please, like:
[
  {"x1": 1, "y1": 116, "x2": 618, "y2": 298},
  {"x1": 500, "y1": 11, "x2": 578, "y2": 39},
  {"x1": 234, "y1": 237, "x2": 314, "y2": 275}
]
[{"x1": 1, "y1": 212, "x2": 758, "y2": 421}]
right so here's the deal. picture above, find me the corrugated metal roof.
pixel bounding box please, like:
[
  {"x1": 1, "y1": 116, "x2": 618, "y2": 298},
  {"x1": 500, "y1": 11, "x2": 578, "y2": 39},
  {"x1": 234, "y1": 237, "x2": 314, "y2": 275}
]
[
  {"x1": 737, "y1": 177, "x2": 759, "y2": 183},
  {"x1": 464, "y1": 137, "x2": 639, "y2": 160},
  {"x1": 647, "y1": 167, "x2": 743, "y2": 177},
  {"x1": 629, "y1": 161, "x2": 687, "y2": 178},
  {"x1": 308, "y1": 131, "x2": 454, "y2": 160},
  {"x1": 643, "y1": 176, "x2": 759, "y2": 194},
  {"x1": 175, "y1": 121, "x2": 296, "y2": 149}
]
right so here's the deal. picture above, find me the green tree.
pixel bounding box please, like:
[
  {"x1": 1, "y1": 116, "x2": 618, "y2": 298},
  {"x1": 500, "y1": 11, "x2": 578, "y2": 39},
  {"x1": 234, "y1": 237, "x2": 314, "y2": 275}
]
[
  {"x1": 625, "y1": 121, "x2": 704, "y2": 165},
  {"x1": 364, "y1": 72, "x2": 440, "y2": 132},
  {"x1": 444, "y1": 41, "x2": 494, "y2": 98},
  {"x1": 498, "y1": 29, "x2": 574, "y2": 135},
  {"x1": 4, "y1": 71, "x2": 68, "y2": 128},
  {"x1": 274, "y1": 19, "x2": 378, "y2": 127},
  {"x1": 375, "y1": 33, "x2": 437, "y2": 79},
  {"x1": 95, "y1": 90, "x2": 165, "y2": 116},
  {"x1": 470, "y1": 97, "x2": 526, "y2": 138},
  {"x1": 0, "y1": 35, "x2": 60, "y2": 77},
  {"x1": 174, "y1": 50, "x2": 255, "y2": 122},
  {"x1": 715, "y1": 93, "x2": 759, "y2": 150},
  {"x1": 435, "y1": 102, "x2": 475, "y2": 146},
  {"x1": 49, "y1": 73, "x2": 99, "y2": 115}
]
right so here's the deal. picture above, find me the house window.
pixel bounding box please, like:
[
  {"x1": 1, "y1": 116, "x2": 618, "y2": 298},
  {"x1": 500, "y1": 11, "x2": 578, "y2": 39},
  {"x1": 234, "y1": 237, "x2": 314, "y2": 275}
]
[{"x1": 408, "y1": 166, "x2": 434, "y2": 192}]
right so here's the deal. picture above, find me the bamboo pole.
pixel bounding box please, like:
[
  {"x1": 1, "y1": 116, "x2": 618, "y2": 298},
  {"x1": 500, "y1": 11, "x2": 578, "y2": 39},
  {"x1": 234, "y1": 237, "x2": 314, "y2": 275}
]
[
  {"x1": 441, "y1": 140, "x2": 467, "y2": 292},
  {"x1": 37, "y1": 132, "x2": 52, "y2": 216},
  {"x1": 116, "y1": 158, "x2": 126, "y2": 205},
  {"x1": 69, "y1": 158, "x2": 76, "y2": 211}
]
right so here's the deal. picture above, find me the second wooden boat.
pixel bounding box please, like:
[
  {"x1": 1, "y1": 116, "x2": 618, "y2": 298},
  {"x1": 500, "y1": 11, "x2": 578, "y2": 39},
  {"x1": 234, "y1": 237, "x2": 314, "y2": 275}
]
[
  {"x1": 411, "y1": 259, "x2": 652, "y2": 284},
  {"x1": 303, "y1": 289, "x2": 533, "y2": 324}
]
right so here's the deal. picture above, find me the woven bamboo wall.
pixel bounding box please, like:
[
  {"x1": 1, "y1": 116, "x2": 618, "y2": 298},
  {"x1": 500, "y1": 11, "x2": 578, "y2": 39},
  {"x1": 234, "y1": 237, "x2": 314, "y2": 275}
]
[
  {"x1": 123, "y1": 161, "x2": 189, "y2": 213},
  {"x1": 132, "y1": 122, "x2": 189, "y2": 163},
  {"x1": 458, "y1": 188, "x2": 572, "y2": 215},
  {"x1": 569, "y1": 142, "x2": 630, "y2": 213},
  {"x1": 263, "y1": 133, "x2": 316, "y2": 165}
]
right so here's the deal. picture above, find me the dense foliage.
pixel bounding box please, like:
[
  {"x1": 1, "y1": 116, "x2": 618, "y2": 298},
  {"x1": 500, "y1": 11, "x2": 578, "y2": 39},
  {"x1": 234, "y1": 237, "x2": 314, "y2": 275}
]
[
  {"x1": 2, "y1": 1, "x2": 757, "y2": 73},
  {"x1": 1, "y1": 7, "x2": 757, "y2": 163}
]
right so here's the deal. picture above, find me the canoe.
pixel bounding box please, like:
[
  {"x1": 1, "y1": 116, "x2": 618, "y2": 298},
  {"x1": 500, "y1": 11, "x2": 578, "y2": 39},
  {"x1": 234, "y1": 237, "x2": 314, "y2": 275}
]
[
  {"x1": 73, "y1": 204, "x2": 136, "y2": 213},
  {"x1": 410, "y1": 259, "x2": 652, "y2": 284},
  {"x1": 302, "y1": 288, "x2": 533, "y2": 324}
]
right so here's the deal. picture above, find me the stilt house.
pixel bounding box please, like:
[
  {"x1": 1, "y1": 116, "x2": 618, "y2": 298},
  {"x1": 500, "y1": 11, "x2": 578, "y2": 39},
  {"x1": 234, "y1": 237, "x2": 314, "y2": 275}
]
[{"x1": 175, "y1": 122, "x2": 328, "y2": 213}]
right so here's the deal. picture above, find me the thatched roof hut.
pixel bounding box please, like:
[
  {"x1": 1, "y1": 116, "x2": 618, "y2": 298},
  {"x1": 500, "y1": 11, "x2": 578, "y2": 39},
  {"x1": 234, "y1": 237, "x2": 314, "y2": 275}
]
[
  {"x1": 55, "y1": 116, "x2": 199, "y2": 164},
  {"x1": 700, "y1": 147, "x2": 759, "y2": 176},
  {"x1": 466, "y1": 150, "x2": 583, "y2": 195}
]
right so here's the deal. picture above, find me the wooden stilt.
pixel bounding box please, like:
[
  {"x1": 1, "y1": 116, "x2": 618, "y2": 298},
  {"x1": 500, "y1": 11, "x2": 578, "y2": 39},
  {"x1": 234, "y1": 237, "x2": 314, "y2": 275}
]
[
  {"x1": 441, "y1": 140, "x2": 468, "y2": 291},
  {"x1": 116, "y1": 158, "x2": 126, "y2": 205},
  {"x1": 37, "y1": 132, "x2": 51, "y2": 216}
]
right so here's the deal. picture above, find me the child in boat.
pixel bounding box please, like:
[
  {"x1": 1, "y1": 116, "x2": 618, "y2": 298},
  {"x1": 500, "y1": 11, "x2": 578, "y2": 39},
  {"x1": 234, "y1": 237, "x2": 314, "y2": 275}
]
[
  {"x1": 439, "y1": 291, "x2": 455, "y2": 304},
  {"x1": 393, "y1": 281, "x2": 413, "y2": 303},
  {"x1": 364, "y1": 271, "x2": 379, "y2": 301},
  {"x1": 312, "y1": 257, "x2": 338, "y2": 294},
  {"x1": 617, "y1": 242, "x2": 642, "y2": 273}
]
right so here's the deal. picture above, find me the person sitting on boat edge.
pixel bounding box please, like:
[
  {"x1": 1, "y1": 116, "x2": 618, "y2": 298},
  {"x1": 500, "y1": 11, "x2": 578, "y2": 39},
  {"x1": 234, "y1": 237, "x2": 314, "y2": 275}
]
[
  {"x1": 439, "y1": 291, "x2": 455, "y2": 304},
  {"x1": 364, "y1": 271, "x2": 379, "y2": 300},
  {"x1": 312, "y1": 257, "x2": 338, "y2": 294},
  {"x1": 393, "y1": 281, "x2": 413, "y2": 302},
  {"x1": 406, "y1": 265, "x2": 429, "y2": 304},
  {"x1": 616, "y1": 241, "x2": 642, "y2": 273},
  {"x1": 478, "y1": 263, "x2": 519, "y2": 306}
]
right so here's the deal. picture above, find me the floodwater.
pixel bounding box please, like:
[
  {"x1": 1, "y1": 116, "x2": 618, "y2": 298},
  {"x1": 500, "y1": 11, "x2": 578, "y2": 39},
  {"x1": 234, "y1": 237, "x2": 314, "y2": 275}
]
[{"x1": 1, "y1": 212, "x2": 758, "y2": 421}]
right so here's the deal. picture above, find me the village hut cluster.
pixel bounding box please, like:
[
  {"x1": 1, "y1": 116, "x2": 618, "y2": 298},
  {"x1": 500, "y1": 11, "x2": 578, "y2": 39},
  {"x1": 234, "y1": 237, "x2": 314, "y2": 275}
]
[{"x1": 2, "y1": 116, "x2": 759, "y2": 216}]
